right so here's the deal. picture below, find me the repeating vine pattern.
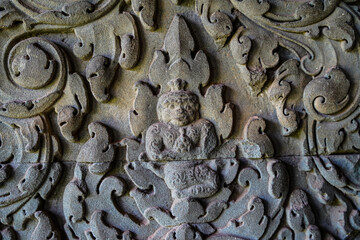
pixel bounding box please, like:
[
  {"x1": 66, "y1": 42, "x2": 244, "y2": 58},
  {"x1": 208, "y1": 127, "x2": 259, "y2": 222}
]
[{"x1": 0, "y1": 0, "x2": 359, "y2": 239}]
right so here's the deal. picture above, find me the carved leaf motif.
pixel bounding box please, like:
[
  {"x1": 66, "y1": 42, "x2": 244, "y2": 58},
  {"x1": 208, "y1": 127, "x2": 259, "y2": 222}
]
[
  {"x1": 76, "y1": 11, "x2": 139, "y2": 102},
  {"x1": 0, "y1": 162, "x2": 61, "y2": 210},
  {"x1": 144, "y1": 197, "x2": 227, "y2": 227},
  {"x1": 30, "y1": 211, "x2": 60, "y2": 240},
  {"x1": 120, "y1": 138, "x2": 144, "y2": 162},
  {"x1": 86, "y1": 55, "x2": 116, "y2": 103},
  {"x1": 63, "y1": 135, "x2": 145, "y2": 240},
  {"x1": 307, "y1": 7, "x2": 355, "y2": 51},
  {"x1": 200, "y1": 85, "x2": 233, "y2": 140},
  {"x1": 116, "y1": 12, "x2": 140, "y2": 70},
  {"x1": 342, "y1": 117, "x2": 360, "y2": 153},
  {"x1": 230, "y1": 0, "x2": 340, "y2": 28},
  {"x1": 315, "y1": 108, "x2": 360, "y2": 154},
  {"x1": 129, "y1": 81, "x2": 158, "y2": 137},
  {"x1": 63, "y1": 165, "x2": 87, "y2": 224},
  {"x1": 268, "y1": 59, "x2": 308, "y2": 136},
  {"x1": 11, "y1": 196, "x2": 42, "y2": 230},
  {"x1": 307, "y1": 170, "x2": 336, "y2": 204},
  {"x1": 17, "y1": 164, "x2": 46, "y2": 193},
  {"x1": 276, "y1": 228, "x2": 293, "y2": 240},
  {"x1": 119, "y1": 32, "x2": 140, "y2": 70},
  {"x1": 37, "y1": 162, "x2": 62, "y2": 200},
  {"x1": 268, "y1": 160, "x2": 289, "y2": 199},
  {"x1": 303, "y1": 68, "x2": 350, "y2": 120},
  {"x1": 15, "y1": 116, "x2": 44, "y2": 153},
  {"x1": 125, "y1": 161, "x2": 173, "y2": 216},
  {"x1": 0, "y1": 160, "x2": 61, "y2": 233},
  {"x1": 0, "y1": 92, "x2": 63, "y2": 119},
  {"x1": 212, "y1": 158, "x2": 288, "y2": 239},
  {"x1": 262, "y1": 208, "x2": 285, "y2": 240},
  {"x1": 87, "y1": 211, "x2": 122, "y2": 240},
  {"x1": 286, "y1": 189, "x2": 316, "y2": 232},
  {"x1": 164, "y1": 15, "x2": 194, "y2": 62},
  {"x1": 220, "y1": 197, "x2": 268, "y2": 240},
  {"x1": 132, "y1": 0, "x2": 156, "y2": 30},
  {"x1": 76, "y1": 122, "x2": 114, "y2": 163},
  {"x1": 196, "y1": 0, "x2": 233, "y2": 47},
  {"x1": 230, "y1": 27, "x2": 251, "y2": 66},
  {"x1": 73, "y1": 26, "x2": 94, "y2": 60},
  {"x1": 240, "y1": 116, "x2": 274, "y2": 159},
  {"x1": 305, "y1": 166, "x2": 360, "y2": 238},
  {"x1": 34, "y1": 1, "x2": 95, "y2": 25},
  {"x1": 312, "y1": 157, "x2": 347, "y2": 188},
  {"x1": 55, "y1": 73, "x2": 89, "y2": 142},
  {"x1": 302, "y1": 156, "x2": 360, "y2": 234},
  {"x1": 218, "y1": 158, "x2": 239, "y2": 185},
  {"x1": 226, "y1": 0, "x2": 359, "y2": 159},
  {"x1": 225, "y1": 0, "x2": 360, "y2": 161},
  {"x1": 229, "y1": 19, "x2": 279, "y2": 95},
  {"x1": 99, "y1": 176, "x2": 125, "y2": 197}
]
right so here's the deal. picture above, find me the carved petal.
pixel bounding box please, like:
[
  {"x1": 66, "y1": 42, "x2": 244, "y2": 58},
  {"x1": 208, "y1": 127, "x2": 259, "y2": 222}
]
[
  {"x1": 76, "y1": 122, "x2": 114, "y2": 163},
  {"x1": 30, "y1": 211, "x2": 60, "y2": 240},
  {"x1": 88, "y1": 211, "x2": 122, "y2": 239},
  {"x1": 132, "y1": 0, "x2": 156, "y2": 30}
]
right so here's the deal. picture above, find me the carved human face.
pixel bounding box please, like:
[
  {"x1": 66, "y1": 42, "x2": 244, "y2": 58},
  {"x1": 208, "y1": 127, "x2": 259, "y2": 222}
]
[{"x1": 158, "y1": 92, "x2": 199, "y2": 127}]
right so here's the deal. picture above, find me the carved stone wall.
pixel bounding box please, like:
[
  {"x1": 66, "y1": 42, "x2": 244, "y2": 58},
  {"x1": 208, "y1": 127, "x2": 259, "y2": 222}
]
[{"x1": 0, "y1": 0, "x2": 360, "y2": 239}]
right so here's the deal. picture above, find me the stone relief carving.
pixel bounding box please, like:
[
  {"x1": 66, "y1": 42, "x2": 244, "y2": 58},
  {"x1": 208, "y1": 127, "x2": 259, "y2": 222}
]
[{"x1": 0, "y1": 0, "x2": 359, "y2": 239}]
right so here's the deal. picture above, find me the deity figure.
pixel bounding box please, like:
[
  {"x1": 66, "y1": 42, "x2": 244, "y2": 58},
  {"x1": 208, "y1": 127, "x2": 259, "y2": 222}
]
[
  {"x1": 123, "y1": 15, "x2": 238, "y2": 228},
  {"x1": 146, "y1": 78, "x2": 218, "y2": 161},
  {"x1": 144, "y1": 78, "x2": 219, "y2": 199}
]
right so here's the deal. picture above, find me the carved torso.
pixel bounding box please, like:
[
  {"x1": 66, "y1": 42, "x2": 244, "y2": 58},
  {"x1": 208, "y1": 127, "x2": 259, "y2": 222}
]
[{"x1": 146, "y1": 118, "x2": 217, "y2": 161}]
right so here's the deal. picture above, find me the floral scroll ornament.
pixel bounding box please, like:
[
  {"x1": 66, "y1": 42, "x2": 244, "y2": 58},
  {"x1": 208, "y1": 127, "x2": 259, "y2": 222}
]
[
  {"x1": 0, "y1": 1, "x2": 142, "y2": 238},
  {"x1": 198, "y1": 0, "x2": 360, "y2": 153},
  {"x1": 195, "y1": 1, "x2": 360, "y2": 238},
  {"x1": 0, "y1": 115, "x2": 62, "y2": 239},
  {"x1": 62, "y1": 122, "x2": 159, "y2": 239},
  {"x1": 0, "y1": 35, "x2": 90, "y2": 143},
  {"x1": 0, "y1": 0, "x2": 359, "y2": 239},
  {"x1": 0, "y1": 0, "x2": 142, "y2": 143},
  {"x1": 0, "y1": 2, "x2": 98, "y2": 233},
  {"x1": 0, "y1": 35, "x2": 77, "y2": 239},
  {"x1": 73, "y1": 9, "x2": 140, "y2": 103}
]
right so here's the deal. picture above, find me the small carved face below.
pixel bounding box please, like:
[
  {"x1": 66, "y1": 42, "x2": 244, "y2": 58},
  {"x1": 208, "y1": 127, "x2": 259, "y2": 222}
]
[{"x1": 158, "y1": 92, "x2": 199, "y2": 127}]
